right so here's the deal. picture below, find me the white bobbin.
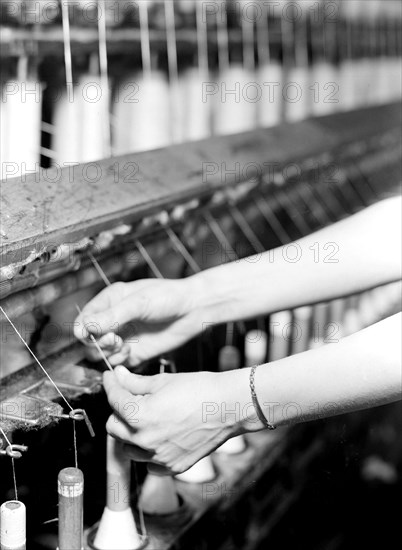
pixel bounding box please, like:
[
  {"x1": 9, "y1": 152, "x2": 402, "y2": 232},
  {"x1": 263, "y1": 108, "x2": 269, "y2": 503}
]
[
  {"x1": 0, "y1": 501, "x2": 26, "y2": 550},
  {"x1": 245, "y1": 330, "x2": 268, "y2": 367},
  {"x1": 139, "y1": 473, "x2": 180, "y2": 516}
]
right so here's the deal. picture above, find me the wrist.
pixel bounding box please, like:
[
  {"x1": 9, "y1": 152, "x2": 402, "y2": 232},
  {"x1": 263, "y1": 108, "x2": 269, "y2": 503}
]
[
  {"x1": 216, "y1": 369, "x2": 268, "y2": 436},
  {"x1": 187, "y1": 270, "x2": 235, "y2": 325}
]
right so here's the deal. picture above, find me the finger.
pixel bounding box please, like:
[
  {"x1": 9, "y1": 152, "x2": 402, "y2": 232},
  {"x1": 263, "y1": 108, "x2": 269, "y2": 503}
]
[
  {"x1": 79, "y1": 293, "x2": 154, "y2": 339},
  {"x1": 122, "y1": 443, "x2": 155, "y2": 462},
  {"x1": 103, "y1": 373, "x2": 143, "y2": 427},
  {"x1": 114, "y1": 366, "x2": 161, "y2": 395},
  {"x1": 86, "y1": 333, "x2": 124, "y2": 352},
  {"x1": 83, "y1": 334, "x2": 125, "y2": 362},
  {"x1": 147, "y1": 463, "x2": 173, "y2": 476},
  {"x1": 107, "y1": 345, "x2": 132, "y2": 366},
  {"x1": 80, "y1": 283, "x2": 131, "y2": 315},
  {"x1": 106, "y1": 414, "x2": 136, "y2": 441}
]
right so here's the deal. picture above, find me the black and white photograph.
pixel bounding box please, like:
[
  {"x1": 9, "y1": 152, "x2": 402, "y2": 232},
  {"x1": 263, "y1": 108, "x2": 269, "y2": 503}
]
[{"x1": 0, "y1": 1, "x2": 401, "y2": 549}]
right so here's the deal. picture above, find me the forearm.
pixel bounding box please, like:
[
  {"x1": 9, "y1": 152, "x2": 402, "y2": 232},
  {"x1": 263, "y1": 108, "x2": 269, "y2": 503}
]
[
  {"x1": 236, "y1": 313, "x2": 402, "y2": 430},
  {"x1": 191, "y1": 197, "x2": 401, "y2": 324}
]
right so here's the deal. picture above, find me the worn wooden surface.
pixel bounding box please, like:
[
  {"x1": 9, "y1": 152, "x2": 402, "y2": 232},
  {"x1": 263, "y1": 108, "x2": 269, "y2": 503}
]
[{"x1": 1, "y1": 103, "x2": 400, "y2": 267}]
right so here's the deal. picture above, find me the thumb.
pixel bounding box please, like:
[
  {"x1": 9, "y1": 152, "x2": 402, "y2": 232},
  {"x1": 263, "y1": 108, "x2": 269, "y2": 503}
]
[{"x1": 114, "y1": 366, "x2": 161, "y2": 395}]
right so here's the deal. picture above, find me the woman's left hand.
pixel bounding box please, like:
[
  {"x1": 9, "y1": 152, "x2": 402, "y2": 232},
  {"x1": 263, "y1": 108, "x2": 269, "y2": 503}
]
[{"x1": 103, "y1": 365, "x2": 259, "y2": 475}]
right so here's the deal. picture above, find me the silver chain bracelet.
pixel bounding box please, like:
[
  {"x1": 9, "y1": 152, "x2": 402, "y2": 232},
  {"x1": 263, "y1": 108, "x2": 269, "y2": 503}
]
[{"x1": 249, "y1": 365, "x2": 276, "y2": 430}]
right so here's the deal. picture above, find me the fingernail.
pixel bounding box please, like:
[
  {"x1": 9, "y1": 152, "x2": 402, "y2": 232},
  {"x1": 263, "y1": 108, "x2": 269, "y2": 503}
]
[
  {"x1": 115, "y1": 365, "x2": 129, "y2": 378},
  {"x1": 103, "y1": 371, "x2": 113, "y2": 383}
]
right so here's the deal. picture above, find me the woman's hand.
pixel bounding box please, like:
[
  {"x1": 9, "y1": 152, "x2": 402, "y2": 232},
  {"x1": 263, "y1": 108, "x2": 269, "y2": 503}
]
[
  {"x1": 103, "y1": 366, "x2": 262, "y2": 475},
  {"x1": 74, "y1": 278, "x2": 205, "y2": 367}
]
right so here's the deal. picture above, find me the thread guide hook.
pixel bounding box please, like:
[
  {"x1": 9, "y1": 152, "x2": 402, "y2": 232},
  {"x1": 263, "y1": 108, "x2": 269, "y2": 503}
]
[
  {"x1": 0, "y1": 444, "x2": 28, "y2": 460},
  {"x1": 52, "y1": 408, "x2": 96, "y2": 438}
]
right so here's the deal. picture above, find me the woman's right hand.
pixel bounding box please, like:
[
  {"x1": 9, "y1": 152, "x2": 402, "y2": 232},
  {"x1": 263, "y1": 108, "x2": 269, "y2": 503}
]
[{"x1": 74, "y1": 278, "x2": 205, "y2": 367}]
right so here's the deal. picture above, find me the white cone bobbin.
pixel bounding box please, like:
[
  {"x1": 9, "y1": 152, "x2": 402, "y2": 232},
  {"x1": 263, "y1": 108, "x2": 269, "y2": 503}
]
[
  {"x1": 0, "y1": 501, "x2": 26, "y2": 550},
  {"x1": 218, "y1": 345, "x2": 241, "y2": 372},
  {"x1": 245, "y1": 330, "x2": 268, "y2": 367},
  {"x1": 257, "y1": 62, "x2": 283, "y2": 127},
  {"x1": 175, "y1": 456, "x2": 216, "y2": 484},
  {"x1": 138, "y1": 473, "x2": 180, "y2": 516},
  {"x1": 113, "y1": 72, "x2": 170, "y2": 154},
  {"x1": 52, "y1": 87, "x2": 82, "y2": 165},
  {"x1": 284, "y1": 66, "x2": 310, "y2": 122},
  {"x1": 93, "y1": 436, "x2": 146, "y2": 550},
  {"x1": 3, "y1": 77, "x2": 42, "y2": 178},
  {"x1": 213, "y1": 65, "x2": 256, "y2": 135},
  {"x1": 181, "y1": 67, "x2": 211, "y2": 141},
  {"x1": 215, "y1": 435, "x2": 247, "y2": 455}
]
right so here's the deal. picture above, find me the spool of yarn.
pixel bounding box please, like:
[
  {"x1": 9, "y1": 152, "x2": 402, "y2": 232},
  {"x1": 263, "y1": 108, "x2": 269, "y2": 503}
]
[
  {"x1": 284, "y1": 66, "x2": 310, "y2": 122},
  {"x1": 0, "y1": 501, "x2": 26, "y2": 550},
  {"x1": 340, "y1": 0, "x2": 365, "y2": 110},
  {"x1": 310, "y1": 62, "x2": 339, "y2": 116},
  {"x1": 93, "y1": 436, "x2": 144, "y2": 550},
  {"x1": 213, "y1": 65, "x2": 257, "y2": 135},
  {"x1": 2, "y1": 76, "x2": 42, "y2": 177},
  {"x1": 180, "y1": 67, "x2": 211, "y2": 141},
  {"x1": 257, "y1": 62, "x2": 283, "y2": 127},
  {"x1": 113, "y1": 72, "x2": 170, "y2": 154},
  {"x1": 78, "y1": 73, "x2": 110, "y2": 162},
  {"x1": 338, "y1": 60, "x2": 358, "y2": 111},
  {"x1": 269, "y1": 310, "x2": 292, "y2": 361},
  {"x1": 52, "y1": 86, "x2": 82, "y2": 165},
  {"x1": 138, "y1": 473, "x2": 180, "y2": 516}
]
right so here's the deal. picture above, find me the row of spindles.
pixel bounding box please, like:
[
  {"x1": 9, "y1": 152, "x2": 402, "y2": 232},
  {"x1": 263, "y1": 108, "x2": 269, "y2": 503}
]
[{"x1": 1, "y1": 0, "x2": 401, "y2": 177}]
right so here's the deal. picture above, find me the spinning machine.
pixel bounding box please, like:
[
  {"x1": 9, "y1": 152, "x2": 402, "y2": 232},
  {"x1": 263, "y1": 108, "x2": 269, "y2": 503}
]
[{"x1": 1, "y1": 1, "x2": 401, "y2": 549}]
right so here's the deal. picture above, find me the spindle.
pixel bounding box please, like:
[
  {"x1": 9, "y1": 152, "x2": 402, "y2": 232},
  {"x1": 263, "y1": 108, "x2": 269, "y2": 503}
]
[
  {"x1": 213, "y1": 2, "x2": 256, "y2": 134},
  {"x1": 58, "y1": 468, "x2": 84, "y2": 550},
  {"x1": 138, "y1": 361, "x2": 181, "y2": 516},
  {"x1": 91, "y1": 436, "x2": 146, "y2": 550},
  {"x1": 256, "y1": 3, "x2": 282, "y2": 128}
]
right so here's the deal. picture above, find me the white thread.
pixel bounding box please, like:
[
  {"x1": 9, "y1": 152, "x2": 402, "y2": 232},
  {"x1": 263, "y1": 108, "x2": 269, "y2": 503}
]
[
  {"x1": 0, "y1": 307, "x2": 73, "y2": 412},
  {"x1": 0, "y1": 427, "x2": 18, "y2": 500}
]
